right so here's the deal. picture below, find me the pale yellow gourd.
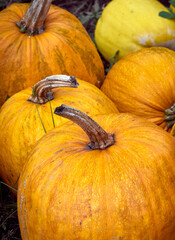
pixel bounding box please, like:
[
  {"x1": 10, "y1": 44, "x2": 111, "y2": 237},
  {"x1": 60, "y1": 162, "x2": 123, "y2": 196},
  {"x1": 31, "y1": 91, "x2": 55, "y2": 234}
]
[{"x1": 95, "y1": 0, "x2": 175, "y2": 61}]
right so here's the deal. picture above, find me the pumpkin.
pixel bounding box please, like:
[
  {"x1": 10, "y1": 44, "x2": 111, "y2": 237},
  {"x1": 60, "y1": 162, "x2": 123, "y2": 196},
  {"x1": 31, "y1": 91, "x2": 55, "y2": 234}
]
[
  {"x1": 170, "y1": 123, "x2": 175, "y2": 136},
  {"x1": 0, "y1": 0, "x2": 104, "y2": 107},
  {"x1": 17, "y1": 105, "x2": 175, "y2": 240},
  {"x1": 94, "y1": 0, "x2": 175, "y2": 62},
  {"x1": 0, "y1": 75, "x2": 118, "y2": 191},
  {"x1": 101, "y1": 47, "x2": 175, "y2": 132}
]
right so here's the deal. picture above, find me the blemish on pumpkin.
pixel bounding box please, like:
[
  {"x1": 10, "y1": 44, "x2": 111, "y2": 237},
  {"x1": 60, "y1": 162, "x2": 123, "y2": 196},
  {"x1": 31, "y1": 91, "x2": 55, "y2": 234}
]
[
  {"x1": 55, "y1": 149, "x2": 65, "y2": 154},
  {"x1": 23, "y1": 179, "x2": 27, "y2": 189},
  {"x1": 20, "y1": 195, "x2": 25, "y2": 211}
]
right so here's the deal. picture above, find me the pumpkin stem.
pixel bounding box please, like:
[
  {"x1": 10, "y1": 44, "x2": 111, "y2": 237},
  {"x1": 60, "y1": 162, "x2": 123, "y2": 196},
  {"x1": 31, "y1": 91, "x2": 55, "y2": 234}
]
[
  {"x1": 164, "y1": 103, "x2": 175, "y2": 129},
  {"x1": 54, "y1": 105, "x2": 115, "y2": 150},
  {"x1": 16, "y1": 0, "x2": 52, "y2": 35},
  {"x1": 28, "y1": 75, "x2": 79, "y2": 104}
]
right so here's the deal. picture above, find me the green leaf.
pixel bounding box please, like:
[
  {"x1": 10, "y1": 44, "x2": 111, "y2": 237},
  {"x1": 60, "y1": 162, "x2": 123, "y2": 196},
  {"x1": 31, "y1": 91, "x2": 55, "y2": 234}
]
[
  {"x1": 93, "y1": 0, "x2": 100, "y2": 13},
  {"x1": 167, "y1": 7, "x2": 175, "y2": 14},
  {"x1": 0, "y1": 181, "x2": 17, "y2": 192},
  {"x1": 110, "y1": 50, "x2": 120, "y2": 63},
  {"x1": 5, "y1": 95, "x2": 10, "y2": 101},
  {"x1": 36, "y1": 105, "x2": 47, "y2": 134},
  {"x1": 48, "y1": 99, "x2": 55, "y2": 128},
  {"x1": 159, "y1": 11, "x2": 175, "y2": 19},
  {"x1": 105, "y1": 50, "x2": 120, "y2": 73},
  {"x1": 170, "y1": 0, "x2": 175, "y2": 7}
]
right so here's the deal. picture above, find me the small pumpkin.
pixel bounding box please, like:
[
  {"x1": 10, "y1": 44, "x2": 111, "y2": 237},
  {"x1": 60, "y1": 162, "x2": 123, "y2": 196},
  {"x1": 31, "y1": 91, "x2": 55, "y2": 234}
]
[
  {"x1": 0, "y1": 75, "x2": 118, "y2": 191},
  {"x1": 94, "y1": 0, "x2": 175, "y2": 62},
  {"x1": 17, "y1": 105, "x2": 175, "y2": 240},
  {"x1": 0, "y1": 0, "x2": 104, "y2": 106},
  {"x1": 101, "y1": 47, "x2": 175, "y2": 132}
]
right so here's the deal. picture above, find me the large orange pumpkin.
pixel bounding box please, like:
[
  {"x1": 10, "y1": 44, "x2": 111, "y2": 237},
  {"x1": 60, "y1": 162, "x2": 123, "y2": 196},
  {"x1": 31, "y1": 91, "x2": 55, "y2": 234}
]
[
  {"x1": 101, "y1": 47, "x2": 175, "y2": 131},
  {"x1": 18, "y1": 105, "x2": 175, "y2": 240},
  {"x1": 0, "y1": 0, "x2": 104, "y2": 106},
  {"x1": 0, "y1": 75, "x2": 118, "y2": 191}
]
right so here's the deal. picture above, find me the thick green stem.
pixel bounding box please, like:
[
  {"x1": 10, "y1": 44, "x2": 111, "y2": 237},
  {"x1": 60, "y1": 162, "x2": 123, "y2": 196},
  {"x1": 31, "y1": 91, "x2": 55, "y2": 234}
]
[
  {"x1": 28, "y1": 75, "x2": 78, "y2": 104},
  {"x1": 164, "y1": 103, "x2": 175, "y2": 128},
  {"x1": 16, "y1": 0, "x2": 52, "y2": 35},
  {"x1": 54, "y1": 105, "x2": 115, "y2": 150}
]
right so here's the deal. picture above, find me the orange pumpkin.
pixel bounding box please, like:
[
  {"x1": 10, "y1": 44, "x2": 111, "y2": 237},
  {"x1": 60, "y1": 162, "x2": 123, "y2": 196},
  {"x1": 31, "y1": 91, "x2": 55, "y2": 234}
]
[
  {"x1": 101, "y1": 47, "x2": 175, "y2": 131},
  {"x1": 170, "y1": 123, "x2": 175, "y2": 136},
  {"x1": 18, "y1": 105, "x2": 175, "y2": 240},
  {"x1": 0, "y1": 75, "x2": 118, "y2": 191},
  {"x1": 0, "y1": 0, "x2": 104, "y2": 106}
]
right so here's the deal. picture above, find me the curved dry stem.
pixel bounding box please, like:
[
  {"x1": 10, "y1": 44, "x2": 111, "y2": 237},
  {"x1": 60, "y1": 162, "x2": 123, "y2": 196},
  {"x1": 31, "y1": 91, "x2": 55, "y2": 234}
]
[
  {"x1": 28, "y1": 75, "x2": 79, "y2": 104},
  {"x1": 54, "y1": 105, "x2": 115, "y2": 150}
]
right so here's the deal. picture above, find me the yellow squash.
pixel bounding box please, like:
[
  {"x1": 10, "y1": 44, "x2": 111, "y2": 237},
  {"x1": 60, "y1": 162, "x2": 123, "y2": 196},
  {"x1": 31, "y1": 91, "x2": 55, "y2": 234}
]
[{"x1": 95, "y1": 0, "x2": 175, "y2": 61}]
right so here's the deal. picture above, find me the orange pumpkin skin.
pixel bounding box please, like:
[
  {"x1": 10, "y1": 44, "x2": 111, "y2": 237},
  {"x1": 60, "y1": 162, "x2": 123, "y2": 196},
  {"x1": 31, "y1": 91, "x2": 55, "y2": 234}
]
[
  {"x1": 0, "y1": 3, "x2": 104, "y2": 106},
  {"x1": 18, "y1": 111, "x2": 175, "y2": 240},
  {"x1": 0, "y1": 78, "x2": 118, "y2": 191},
  {"x1": 170, "y1": 124, "x2": 175, "y2": 136},
  {"x1": 101, "y1": 47, "x2": 175, "y2": 131}
]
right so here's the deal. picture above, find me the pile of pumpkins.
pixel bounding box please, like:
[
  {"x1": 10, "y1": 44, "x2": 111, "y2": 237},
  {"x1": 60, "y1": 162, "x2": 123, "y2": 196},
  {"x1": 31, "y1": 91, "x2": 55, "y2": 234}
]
[{"x1": 0, "y1": 0, "x2": 175, "y2": 239}]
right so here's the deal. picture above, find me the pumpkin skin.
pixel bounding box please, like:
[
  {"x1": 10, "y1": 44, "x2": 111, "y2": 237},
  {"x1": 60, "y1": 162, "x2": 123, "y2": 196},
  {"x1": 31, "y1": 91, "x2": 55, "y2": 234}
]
[
  {"x1": 0, "y1": 1, "x2": 104, "y2": 106},
  {"x1": 94, "y1": 0, "x2": 175, "y2": 62},
  {"x1": 101, "y1": 47, "x2": 175, "y2": 131},
  {"x1": 170, "y1": 124, "x2": 175, "y2": 136},
  {"x1": 17, "y1": 106, "x2": 175, "y2": 240},
  {"x1": 0, "y1": 76, "x2": 118, "y2": 191}
]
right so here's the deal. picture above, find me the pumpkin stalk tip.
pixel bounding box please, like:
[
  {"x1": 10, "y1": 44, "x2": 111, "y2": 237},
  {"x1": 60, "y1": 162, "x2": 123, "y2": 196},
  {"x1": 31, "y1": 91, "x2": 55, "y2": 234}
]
[
  {"x1": 54, "y1": 105, "x2": 115, "y2": 150},
  {"x1": 55, "y1": 104, "x2": 66, "y2": 113},
  {"x1": 28, "y1": 75, "x2": 79, "y2": 104}
]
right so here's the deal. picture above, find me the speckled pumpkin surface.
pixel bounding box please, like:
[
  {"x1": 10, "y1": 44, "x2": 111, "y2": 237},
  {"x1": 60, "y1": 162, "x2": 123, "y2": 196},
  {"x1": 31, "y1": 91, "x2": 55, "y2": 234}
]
[
  {"x1": 0, "y1": 1, "x2": 104, "y2": 106},
  {"x1": 18, "y1": 107, "x2": 175, "y2": 240},
  {"x1": 101, "y1": 47, "x2": 175, "y2": 132}
]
